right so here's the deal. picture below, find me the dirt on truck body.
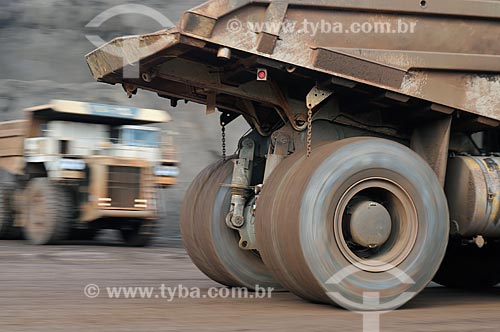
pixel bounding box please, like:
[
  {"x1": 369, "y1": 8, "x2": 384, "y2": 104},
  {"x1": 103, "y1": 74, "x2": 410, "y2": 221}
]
[{"x1": 86, "y1": 0, "x2": 500, "y2": 310}]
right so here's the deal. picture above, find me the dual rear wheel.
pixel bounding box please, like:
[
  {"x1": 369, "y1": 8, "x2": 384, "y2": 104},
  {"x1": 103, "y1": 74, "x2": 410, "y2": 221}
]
[
  {"x1": 180, "y1": 158, "x2": 281, "y2": 290},
  {"x1": 182, "y1": 138, "x2": 450, "y2": 310}
]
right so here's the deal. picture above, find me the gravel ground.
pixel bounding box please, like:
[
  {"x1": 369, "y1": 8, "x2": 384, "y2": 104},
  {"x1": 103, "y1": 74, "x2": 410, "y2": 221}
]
[{"x1": 1, "y1": 240, "x2": 500, "y2": 332}]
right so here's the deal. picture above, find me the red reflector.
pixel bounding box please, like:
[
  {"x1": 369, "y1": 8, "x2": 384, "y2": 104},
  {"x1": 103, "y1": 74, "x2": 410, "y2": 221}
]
[{"x1": 257, "y1": 68, "x2": 267, "y2": 81}]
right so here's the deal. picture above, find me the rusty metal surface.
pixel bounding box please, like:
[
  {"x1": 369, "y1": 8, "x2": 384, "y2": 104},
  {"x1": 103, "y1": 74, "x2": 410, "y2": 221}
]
[
  {"x1": 186, "y1": 0, "x2": 500, "y2": 20},
  {"x1": 86, "y1": 0, "x2": 500, "y2": 132},
  {"x1": 410, "y1": 116, "x2": 452, "y2": 186},
  {"x1": 85, "y1": 31, "x2": 181, "y2": 82}
]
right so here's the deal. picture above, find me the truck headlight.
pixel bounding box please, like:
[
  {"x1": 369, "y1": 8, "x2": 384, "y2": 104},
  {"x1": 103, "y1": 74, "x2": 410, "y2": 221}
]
[
  {"x1": 154, "y1": 165, "x2": 179, "y2": 177},
  {"x1": 59, "y1": 158, "x2": 86, "y2": 171}
]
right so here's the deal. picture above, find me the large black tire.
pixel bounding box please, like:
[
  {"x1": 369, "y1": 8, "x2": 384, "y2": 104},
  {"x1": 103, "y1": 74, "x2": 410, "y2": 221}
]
[
  {"x1": 180, "y1": 159, "x2": 225, "y2": 275},
  {"x1": 256, "y1": 138, "x2": 449, "y2": 310},
  {"x1": 69, "y1": 228, "x2": 100, "y2": 241},
  {"x1": 0, "y1": 171, "x2": 19, "y2": 239},
  {"x1": 180, "y1": 158, "x2": 281, "y2": 290},
  {"x1": 23, "y1": 178, "x2": 73, "y2": 245},
  {"x1": 433, "y1": 238, "x2": 500, "y2": 288},
  {"x1": 120, "y1": 219, "x2": 156, "y2": 247}
]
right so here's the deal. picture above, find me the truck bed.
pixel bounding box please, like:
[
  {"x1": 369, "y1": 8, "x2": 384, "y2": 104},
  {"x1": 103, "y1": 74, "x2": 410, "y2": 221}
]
[
  {"x1": 0, "y1": 120, "x2": 27, "y2": 175},
  {"x1": 86, "y1": 0, "x2": 500, "y2": 135}
]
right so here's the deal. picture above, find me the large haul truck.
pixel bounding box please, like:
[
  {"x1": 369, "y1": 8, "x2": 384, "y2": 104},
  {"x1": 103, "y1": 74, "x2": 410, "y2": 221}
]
[
  {"x1": 86, "y1": 0, "x2": 500, "y2": 310},
  {"x1": 0, "y1": 100, "x2": 178, "y2": 246}
]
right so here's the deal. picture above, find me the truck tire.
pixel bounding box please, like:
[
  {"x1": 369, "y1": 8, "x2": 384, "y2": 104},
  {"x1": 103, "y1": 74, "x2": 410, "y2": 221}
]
[
  {"x1": 256, "y1": 138, "x2": 449, "y2": 310},
  {"x1": 120, "y1": 219, "x2": 155, "y2": 247},
  {"x1": 0, "y1": 171, "x2": 17, "y2": 239},
  {"x1": 69, "y1": 228, "x2": 100, "y2": 241},
  {"x1": 181, "y1": 158, "x2": 281, "y2": 290},
  {"x1": 180, "y1": 159, "x2": 225, "y2": 274},
  {"x1": 23, "y1": 178, "x2": 73, "y2": 245},
  {"x1": 433, "y1": 238, "x2": 500, "y2": 288}
]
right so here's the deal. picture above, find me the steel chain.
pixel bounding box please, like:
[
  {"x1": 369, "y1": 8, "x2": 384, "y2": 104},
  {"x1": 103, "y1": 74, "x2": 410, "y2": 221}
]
[
  {"x1": 307, "y1": 109, "x2": 313, "y2": 158},
  {"x1": 221, "y1": 123, "x2": 227, "y2": 161}
]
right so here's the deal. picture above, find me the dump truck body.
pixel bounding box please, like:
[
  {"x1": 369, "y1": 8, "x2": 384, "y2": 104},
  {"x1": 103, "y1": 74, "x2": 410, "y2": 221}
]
[
  {"x1": 87, "y1": 0, "x2": 499, "y2": 133},
  {"x1": 86, "y1": 0, "x2": 500, "y2": 310},
  {"x1": 0, "y1": 120, "x2": 27, "y2": 176}
]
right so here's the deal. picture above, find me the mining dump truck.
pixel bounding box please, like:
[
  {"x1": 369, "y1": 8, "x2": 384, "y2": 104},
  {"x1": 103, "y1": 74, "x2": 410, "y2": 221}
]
[
  {"x1": 86, "y1": 0, "x2": 500, "y2": 310},
  {"x1": 0, "y1": 100, "x2": 178, "y2": 246}
]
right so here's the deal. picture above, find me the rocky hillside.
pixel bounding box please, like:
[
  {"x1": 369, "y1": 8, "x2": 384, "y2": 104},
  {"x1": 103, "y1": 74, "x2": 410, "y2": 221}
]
[{"x1": 0, "y1": 1, "x2": 249, "y2": 245}]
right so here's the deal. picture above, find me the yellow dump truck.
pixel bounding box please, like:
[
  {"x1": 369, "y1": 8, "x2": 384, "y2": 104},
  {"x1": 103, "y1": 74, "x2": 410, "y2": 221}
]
[{"x1": 0, "y1": 100, "x2": 178, "y2": 246}]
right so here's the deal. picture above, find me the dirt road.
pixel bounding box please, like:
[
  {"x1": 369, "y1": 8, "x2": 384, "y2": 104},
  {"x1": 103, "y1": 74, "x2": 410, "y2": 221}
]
[{"x1": 1, "y1": 240, "x2": 499, "y2": 332}]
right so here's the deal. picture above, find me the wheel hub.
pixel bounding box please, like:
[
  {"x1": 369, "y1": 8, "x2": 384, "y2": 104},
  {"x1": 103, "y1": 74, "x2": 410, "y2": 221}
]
[
  {"x1": 334, "y1": 178, "x2": 419, "y2": 272},
  {"x1": 348, "y1": 200, "x2": 392, "y2": 248}
]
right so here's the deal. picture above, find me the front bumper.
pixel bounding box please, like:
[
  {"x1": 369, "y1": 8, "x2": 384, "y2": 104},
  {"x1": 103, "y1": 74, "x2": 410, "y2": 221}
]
[{"x1": 155, "y1": 176, "x2": 177, "y2": 186}]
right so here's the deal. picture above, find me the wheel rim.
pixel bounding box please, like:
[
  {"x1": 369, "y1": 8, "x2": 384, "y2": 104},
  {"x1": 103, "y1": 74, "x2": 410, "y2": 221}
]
[{"x1": 333, "y1": 177, "x2": 418, "y2": 273}]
